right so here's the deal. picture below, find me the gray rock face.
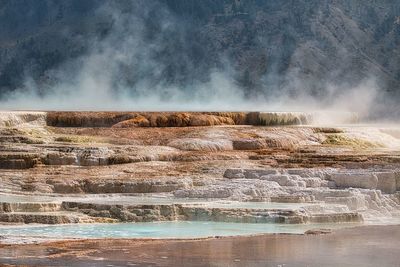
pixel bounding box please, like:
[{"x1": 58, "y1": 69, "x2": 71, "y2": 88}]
[
  {"x1": 287, "y1": 168, "x2": 330, "y2": 179},
  {"x1": 45, "y1": 147, "x2": 113, "y2": 166},
  {"x1": 395, "y1": 171, "x2": 400, "y2": 191},
  {"x1": 174, "y1": 187, "x2": 234, "y2": 199},
  {"x1": 21, "y1": 182, "x2": 54, "y2": 193},
  {"x1": 83, "y1": 179, "x2": 192, "y2": 194},
  {"x1": 45, "y1": 153, "x2": 78, "y2": 165},
  {"x1": 270, "y1": 195, "x2": 315, "y2": 203},
  {"x1": 232, "y1": 139, "x2": 266, "y2": 150},
  {"x1": 330, "y1": 173, "x2": 379, "y2": 190},
  {"x1": 168, "y1": 138, "x2": 233, "y2": 151},
  {"x1": 224, "y1": 169, "x2": 324, "y2": 189},
  {"x1": 303, "y1": 178, "x2": 323, "y2": 188},
  {"x1": 375, "y1": 172, "x2": 397, "y2": 194},
  {"x1": 262, "y1": 174, "x2": 292, "y2": 186},
  {"x1": 47, "y1": 180, "x2": 85, "y2": 194},
  {"x1": 223, "y1": 168, "x2": 245, "y2": 179},
  {"x1": 223, "y1": 168, "x2": 278, "y2": 179},
  {"x1": 0, "y1": 154, "x2": 40, "y2": 169}
]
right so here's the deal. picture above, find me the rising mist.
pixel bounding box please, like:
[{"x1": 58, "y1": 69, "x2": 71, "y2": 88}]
[{"x1": 0, "y1": 0, "x2": 398, "y2": 119}]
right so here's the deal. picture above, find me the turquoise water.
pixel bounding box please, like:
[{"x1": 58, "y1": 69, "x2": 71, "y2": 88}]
[{"x1": 0, "y1": 221, "x2": 358, "y2": 239}]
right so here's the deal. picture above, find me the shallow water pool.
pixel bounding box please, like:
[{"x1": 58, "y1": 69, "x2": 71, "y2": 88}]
[{"x1": 0, "y1": 221, "x2": 359, "y2": 239}]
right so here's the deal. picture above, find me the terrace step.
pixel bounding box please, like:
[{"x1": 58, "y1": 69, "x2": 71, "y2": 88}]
[
  {"x1": 62, "y1": 202, "x2": 364, "y2": 224},
  {"x1": 0, "y1": 211, "x2": 116, "y2": 224},
  {"x1": 0, "y1": 202, "x2": 62, "y2": 213}
]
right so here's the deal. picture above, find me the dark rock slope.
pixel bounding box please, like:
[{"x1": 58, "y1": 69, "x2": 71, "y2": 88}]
[{"x1": 0, "y1": 0, "x2": 399, "y2": 104}]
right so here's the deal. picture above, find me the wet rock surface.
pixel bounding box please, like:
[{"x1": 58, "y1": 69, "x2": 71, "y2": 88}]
[
  {"x1": 1, "y1": 111, "x2": 400, "y2": 242},
  {"x1": 60, "y1": 201, "x2": 362, "y2": 224}
]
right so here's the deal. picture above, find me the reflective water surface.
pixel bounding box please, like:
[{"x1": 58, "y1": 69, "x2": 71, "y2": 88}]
[
  {"x1": 0, "y1": 221, "x2": 358, "y2": 239},
  {"x1": 1, "y1": 225, "x2": 399, "y2": 267}
]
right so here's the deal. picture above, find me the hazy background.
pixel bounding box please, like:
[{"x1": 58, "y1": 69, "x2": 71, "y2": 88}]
[{"x1": 0, "y1": 0, "x2": 399, "y2": 118}]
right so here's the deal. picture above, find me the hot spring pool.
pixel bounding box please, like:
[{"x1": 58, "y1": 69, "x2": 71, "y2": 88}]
[{"x1": 0, "y1": 221, "x2": 359, "y2": 239}]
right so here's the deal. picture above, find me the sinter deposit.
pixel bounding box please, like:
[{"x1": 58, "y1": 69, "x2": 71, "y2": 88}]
[{"x1": 0, "y1": 111, "x2": 399, "y2": 243}]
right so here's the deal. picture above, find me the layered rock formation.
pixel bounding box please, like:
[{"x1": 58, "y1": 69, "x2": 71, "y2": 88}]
[
  {"x1": 61, "y1": 202, "x2": 362, "y2": 224},
  {"x1": 45, "y1": 111, "x2": 358, "y2": 128},
  {"x1": 0, "y1": 111, "x2": 400, "y2": 237},
  {"x1": 46, "y1": 112, "x2": 245, "y2": 127}
]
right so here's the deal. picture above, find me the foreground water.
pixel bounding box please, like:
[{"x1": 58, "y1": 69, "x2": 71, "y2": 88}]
[
  {"x1": 2, "y1": 225, "x2": 399, "y2": 267},
  {"x1": 0, "y1": 221, "x2": 360, "y2": 239}
]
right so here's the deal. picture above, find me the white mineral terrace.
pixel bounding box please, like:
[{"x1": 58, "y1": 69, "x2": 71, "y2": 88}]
[{"x1": 0, "y1": 110, "x2": 400, "y2": 244}]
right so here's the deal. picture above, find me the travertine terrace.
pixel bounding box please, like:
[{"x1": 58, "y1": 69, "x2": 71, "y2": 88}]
[{"x1": 1, "y1": 111, "x2": 400, "y2": 244}]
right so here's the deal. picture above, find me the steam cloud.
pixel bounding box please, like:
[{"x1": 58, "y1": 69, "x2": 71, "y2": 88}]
[{"x1": 0, "y1": 1, "x2": 388, "y2": 120}]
